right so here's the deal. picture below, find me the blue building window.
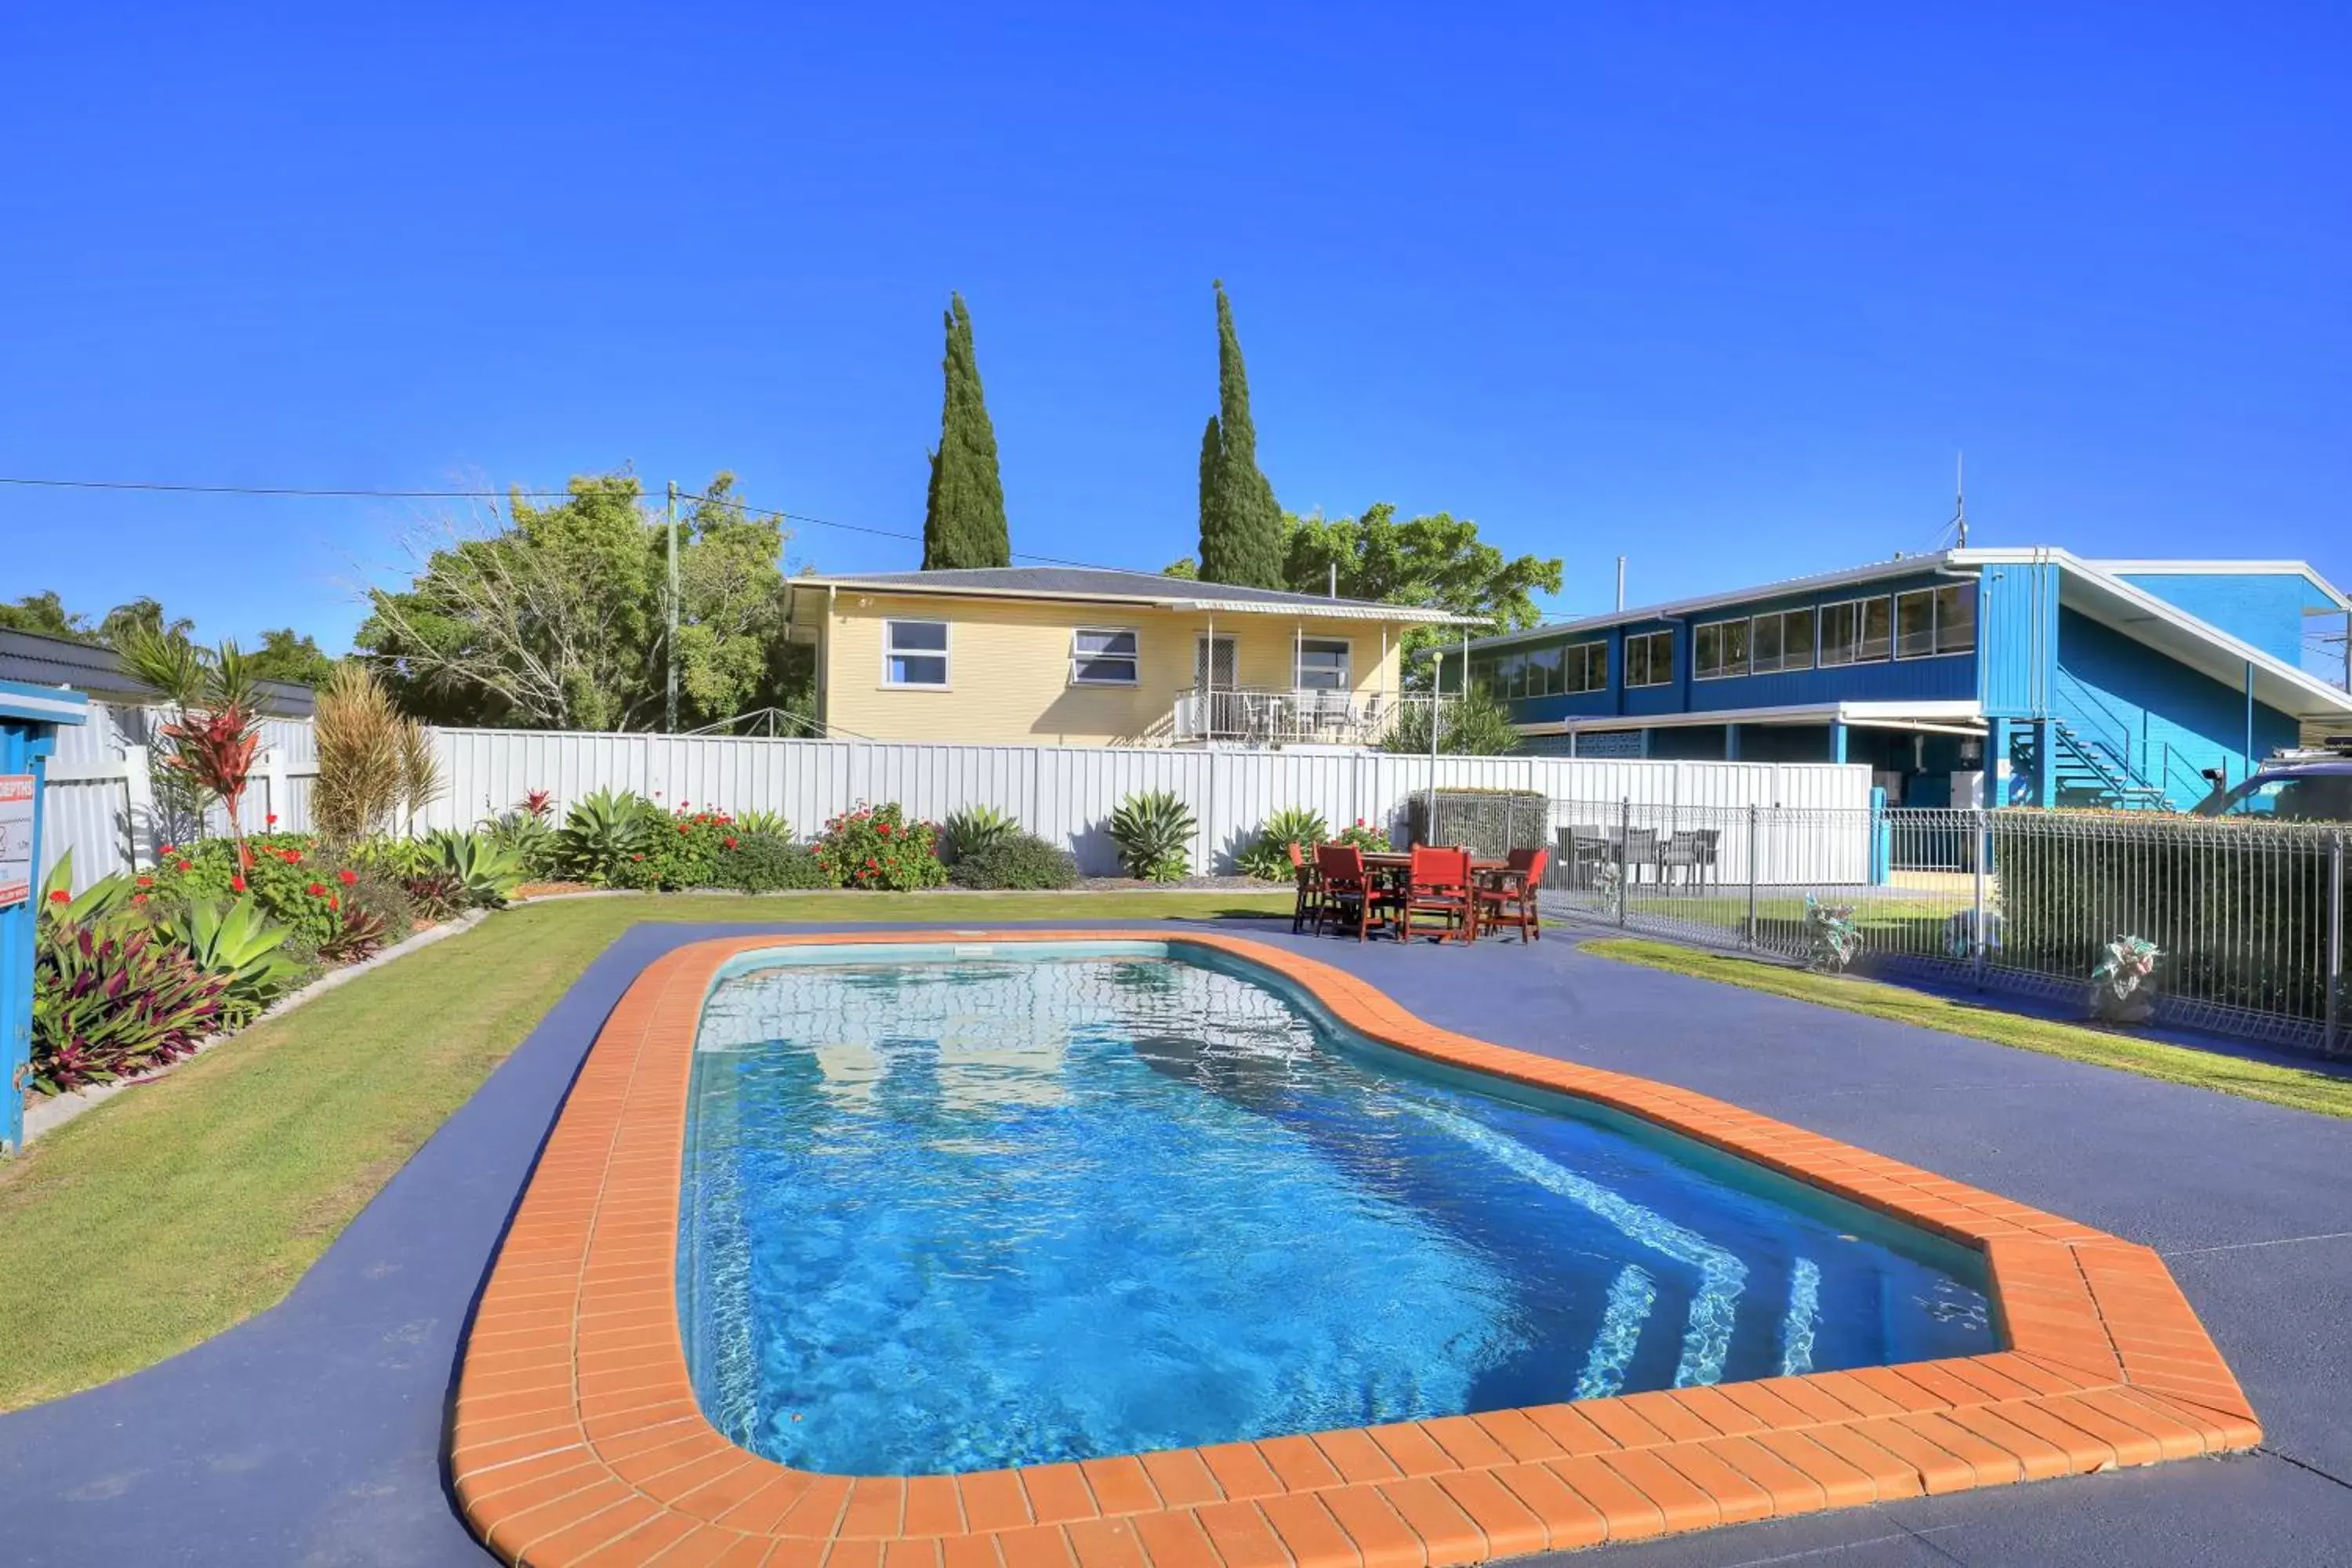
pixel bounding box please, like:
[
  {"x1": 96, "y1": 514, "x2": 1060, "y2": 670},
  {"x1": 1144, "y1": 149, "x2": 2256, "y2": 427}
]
[
  {"x1": 1695, "y1": 619, "x2": 1751, "y2": 680},
  {"x1": 1819, "y1": 597, "x2": 1893, "y2": 666},
  {"x1": 1751, "y1": 608, "x2": 1817, "y2": 674},
  {"x1": 1893, "y1": 583, "x2": 1976, "y2": 660},
  {"x1": 1624, "y1": 630, "x2": 1673, "y2": 688}
]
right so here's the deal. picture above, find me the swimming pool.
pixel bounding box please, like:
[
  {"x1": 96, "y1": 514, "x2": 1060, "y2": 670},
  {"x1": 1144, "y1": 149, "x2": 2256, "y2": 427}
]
[{"x1": 677, "y1": 941, "x2": 1995, "y2": 1475}]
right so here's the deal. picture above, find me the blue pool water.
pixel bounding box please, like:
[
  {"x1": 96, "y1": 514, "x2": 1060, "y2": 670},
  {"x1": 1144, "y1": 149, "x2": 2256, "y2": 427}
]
[{"x1": 680, "y1": 943, "x2": 1995, "y2": 1474}]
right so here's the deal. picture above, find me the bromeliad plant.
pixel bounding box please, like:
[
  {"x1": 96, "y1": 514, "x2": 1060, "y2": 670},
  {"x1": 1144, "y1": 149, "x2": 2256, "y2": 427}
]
[
  {"x1": 1236, "y1": 806, "x2": 1330, "y2": 883},
  {"x1": 1802, "y1": 894, "x2": 1863, "y2": 974},
  {"x1": 31, "y1": 904, "x2": 230, "y2": 1094},
  {"x1": 2091, "y1": 935, "x2": 2161, "y2": 1025},
  {"x1": 813, "y1": 802, "x2": 946, "y2": 891},
  {"x1": 1108, "y1": 789, "x2": 1196, "y2": 882}
]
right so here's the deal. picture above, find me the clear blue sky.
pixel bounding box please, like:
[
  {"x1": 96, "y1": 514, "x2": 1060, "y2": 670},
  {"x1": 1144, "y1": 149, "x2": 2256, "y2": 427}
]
[{"x1": 3, "y1": 4, "x2": 2346, "y2": 666}]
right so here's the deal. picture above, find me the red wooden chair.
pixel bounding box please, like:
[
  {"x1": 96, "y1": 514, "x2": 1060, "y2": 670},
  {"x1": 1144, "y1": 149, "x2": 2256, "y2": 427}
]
[
  {"x1": 1476, "y1": 846, "x2": 1548, "y2": 942},
  {"x1": 1312, "y1": 844, "x2": 1381, "y2": 941},
  {"x1": 1287, "y1": 840, "x2": 1322, "y2": 934},
  {"x1": 1396, "y1": 845, "x2": 1475, "y2": 944}
]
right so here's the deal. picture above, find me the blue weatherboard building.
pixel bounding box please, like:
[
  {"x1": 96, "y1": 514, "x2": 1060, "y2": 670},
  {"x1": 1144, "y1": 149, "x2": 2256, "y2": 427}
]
[{"x1": 1454, "y1": 550, "x2": 2352, "y2": 810}]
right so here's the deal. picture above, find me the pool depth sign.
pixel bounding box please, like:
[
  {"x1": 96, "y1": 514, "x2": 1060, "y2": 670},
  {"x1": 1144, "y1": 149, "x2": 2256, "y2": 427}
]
[
  {"x1": 2, "y1": 677, "x2": 93, "y2": 1152},
  {"x1": 0, "y1": 774, "x2": 34, "y2": 907}
]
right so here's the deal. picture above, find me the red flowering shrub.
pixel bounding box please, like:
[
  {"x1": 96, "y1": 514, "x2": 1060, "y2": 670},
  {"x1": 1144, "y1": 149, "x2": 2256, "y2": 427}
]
[
  {"x1": 812, "y1": 803, "x2": 945, "y2": 891},
  {"x1": 152, "y1": 832, "x2": 362, "y2": 949}
]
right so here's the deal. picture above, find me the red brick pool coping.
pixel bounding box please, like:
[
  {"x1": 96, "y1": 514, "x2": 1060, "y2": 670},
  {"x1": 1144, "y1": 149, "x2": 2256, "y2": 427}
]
[{"x1": 452, "y1": 931, "x2": 2259, "y2": 1567}]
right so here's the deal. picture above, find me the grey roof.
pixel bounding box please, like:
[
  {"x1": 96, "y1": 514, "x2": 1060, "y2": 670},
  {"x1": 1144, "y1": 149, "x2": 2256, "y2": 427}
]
[
  {"x1": 796, "y1": 566, "x2": 1472, "y2": 622},
  {"x1": 0, "y1": 628, "x2": 317, "y2": 717}
]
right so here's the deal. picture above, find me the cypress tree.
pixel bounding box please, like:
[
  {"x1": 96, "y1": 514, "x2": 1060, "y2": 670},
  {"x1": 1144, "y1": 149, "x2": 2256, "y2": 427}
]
[
  {"x1": 1195, "y1": 281, "x2": 1286, "y2": 588},
  {"x1": 922, "y1": 292, "x2": 1011, "y2": 569}
]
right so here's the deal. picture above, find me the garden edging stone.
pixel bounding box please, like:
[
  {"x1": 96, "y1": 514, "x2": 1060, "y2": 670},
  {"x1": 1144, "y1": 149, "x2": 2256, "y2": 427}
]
[{"x1": 20, "y1": 909, "x2": 491, "y2": 1145}]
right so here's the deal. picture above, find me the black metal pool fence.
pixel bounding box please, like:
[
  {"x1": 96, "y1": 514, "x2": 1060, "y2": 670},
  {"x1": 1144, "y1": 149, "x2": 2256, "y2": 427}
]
[{"x1": 1523, "y1": 797, "x2": 2350, "y2": 1057}]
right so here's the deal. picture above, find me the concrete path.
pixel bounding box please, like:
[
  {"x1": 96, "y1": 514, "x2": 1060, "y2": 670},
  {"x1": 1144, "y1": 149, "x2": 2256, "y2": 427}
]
[{"x1": 2, "y1": 916, "x2": 2347, "y2": 1567}]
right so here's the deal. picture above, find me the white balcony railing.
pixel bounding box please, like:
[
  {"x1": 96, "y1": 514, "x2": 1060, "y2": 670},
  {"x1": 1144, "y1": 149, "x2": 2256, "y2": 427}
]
[{"x1": 1167, "y1": 687, "x2": 1441, "y2": 747}]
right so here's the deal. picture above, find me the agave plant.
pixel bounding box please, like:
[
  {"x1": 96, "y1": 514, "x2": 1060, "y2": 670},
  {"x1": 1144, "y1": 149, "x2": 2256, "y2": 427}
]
[
  {"x1": 1236, "y1": 806, "x2": 1330, "y2": 882},
  {"x1": 731, "y1": 808, "x2": 790, "y2": 837},
  {"x1": 482, "y1": 805, "x2": 559, "y2": 877},
  {"x1": 938, "y1": 804, "x2": 1018, "y2": 866},
  {"x1": 425, "y1": 828, "x2": 525, "y2": 908},
  {"x1": 1802, "y1": 894, "x2": 1862, "y2": 974},
  {"x1": 162, "y1": 897, "x2": 303, "y2": 1025},
  {"x1": 1107, "y1": 789, "x2": 1196, "y2": 883},
  {"x1": 31, "y1": 913, "x2": 231, "y2": 1094},
  {"x1": 555, "y1": 788, "x2": 657, "y2": 884}
]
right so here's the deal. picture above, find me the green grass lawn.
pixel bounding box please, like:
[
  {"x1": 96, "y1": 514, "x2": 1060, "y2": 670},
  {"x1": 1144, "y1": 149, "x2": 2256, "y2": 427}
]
[
  {"x1": 0, "y1": 890, "x2": 1290, "y2": 1414},
  {"x1": 1580, "y1": 936, "x2": 2352, "y2": 1120}
]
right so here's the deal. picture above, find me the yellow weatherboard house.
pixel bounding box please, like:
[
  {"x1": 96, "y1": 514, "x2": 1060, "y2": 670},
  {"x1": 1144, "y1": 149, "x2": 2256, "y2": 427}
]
[{"x1": 784, "y1": 567, "x2": 1473, "y2": 747}]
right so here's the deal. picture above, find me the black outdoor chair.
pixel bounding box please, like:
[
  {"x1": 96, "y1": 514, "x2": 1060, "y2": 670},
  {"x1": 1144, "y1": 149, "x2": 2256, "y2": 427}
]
[
  {"x1": 1555, "y1": 824, "x2": 1609, "y2": 889},
  {"x1": 1659, "y1": 829, "x2": 1720, "y2": 887}
]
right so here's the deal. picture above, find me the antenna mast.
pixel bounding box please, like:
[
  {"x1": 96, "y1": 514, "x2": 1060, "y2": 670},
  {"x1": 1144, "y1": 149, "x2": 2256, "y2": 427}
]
[{"x1": 1953, "y1": 452, "x2": 1968, "y2": 549}]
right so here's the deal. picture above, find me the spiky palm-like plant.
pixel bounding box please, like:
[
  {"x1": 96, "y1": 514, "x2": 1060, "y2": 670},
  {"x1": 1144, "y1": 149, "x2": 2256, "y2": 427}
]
[
  {"x1": 314, "y1": 662, "x2": 405, "y2": 844},
  {"x1": 118, "y1": 626, "x2": 267, "y2": 873}
]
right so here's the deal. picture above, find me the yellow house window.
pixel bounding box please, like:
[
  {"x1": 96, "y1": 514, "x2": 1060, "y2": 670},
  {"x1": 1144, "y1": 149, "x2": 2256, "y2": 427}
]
[
  {"x1": 1294, "y1": 637, "x2": 1351, "y2": 690},
  {"x1": 883, "y1": 619, "x2": 949, "y2": 687},
  {"x1": 1070, "y1": 627, "x2": 1139, "y2": 686}
]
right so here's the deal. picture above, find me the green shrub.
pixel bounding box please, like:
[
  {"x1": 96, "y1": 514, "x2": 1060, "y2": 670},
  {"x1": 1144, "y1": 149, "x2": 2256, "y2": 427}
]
[
  {"x1": 1334, "y1": 820, "x2": 1389, "y2": 854},
  {"x1": 950, "y1": 833, "x2": 1080, "y2": 890},
  {"x1": 348, "y1": 833, "x2": 434, "y2": 882},
  {"x1": 151, "y1": 832, "x2": 349, "y2": 949},
  {"x1": 1406, "y1": 789, "x2": 1548, "y2": 858},
  {"x1": 319, "y1": 868, "x2": 412, "y2": 960},
  {"x1": 31, "y1": 912, "x2": 230, "y2": 1094},
  {"x1": 939, "y1": 804, "x2": 1019, "y2": 866},
  {"x1": 813, "y1": 803, "x2": 947, "y2": 890},
  {"x1": 1236, "y1": 807, "x2": 1330, "y2": 882},
  {"x1": 1378, "y1": 688, "x2": 1522, "y2": 755},
  {"x1": 731, "y1": 808, "x2": 791, "y2": 838},
  {"x1": 721, "y1": 831, "x2": 828, "y2": 891},
  {"x1": 1995, "y1": 812, "x2": 2350, "y2": 1022},
  {"x1": 1109, "y1": 789, "x2": 1196, "y2": 882},
  {"x1": 555, "y1": 787, "x2": 658, "y2": 884}
]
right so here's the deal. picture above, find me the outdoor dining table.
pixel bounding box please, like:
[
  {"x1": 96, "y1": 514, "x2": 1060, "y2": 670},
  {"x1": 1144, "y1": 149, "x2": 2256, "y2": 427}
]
[{"x1": 1356, "y1": 851, "x2": 1515, "y2": 940}]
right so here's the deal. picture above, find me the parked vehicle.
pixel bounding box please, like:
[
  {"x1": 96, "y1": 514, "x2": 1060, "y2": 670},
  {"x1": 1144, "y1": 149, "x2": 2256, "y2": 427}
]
[{"x1": 2192, "y1": 743, "x2": 2352, "y2": 822}]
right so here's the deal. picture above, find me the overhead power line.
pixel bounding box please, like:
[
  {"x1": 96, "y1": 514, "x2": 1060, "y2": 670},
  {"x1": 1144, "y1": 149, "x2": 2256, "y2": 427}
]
[{"x1": 0, "y1": 473, "x2": 1139, "y2": 573}]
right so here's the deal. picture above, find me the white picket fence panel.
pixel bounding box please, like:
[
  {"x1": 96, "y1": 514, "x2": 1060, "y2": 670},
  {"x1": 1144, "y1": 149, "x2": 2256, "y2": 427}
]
[
  {"x1": 419, "y1": 728, "x2": 1875, "y2": 877},
  {"x1": 39, "y1": 710, "x2": 1874, "y2": 882}
]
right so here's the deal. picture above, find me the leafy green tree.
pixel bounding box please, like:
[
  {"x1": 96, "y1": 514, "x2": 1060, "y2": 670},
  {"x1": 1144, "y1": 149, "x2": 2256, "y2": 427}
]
[
  {"x1": 1282, "y1": 504, "x2": 1561, "y2": 688},
  {"x1": 248, "y1": 628, "x2": 338, "y2": 688},
  {"x1": 0, "y1": 591, "x2": 93, "y2": 640},
  {"x1": 98, "y1": 597, "x2": 195, "y2": 647},
  {"x1": 1167, "y1": 503, "x2": 1562, "y2": 691},
  {"x1": 922, "y1": 293, "x2": 1011, "y2": 569},
  {"x1": 357, "y1": 470, "x2": 809, "y2": 731},
  {"x1": 1196, "y1": 281, "x2": 1285, "y2": 588}
]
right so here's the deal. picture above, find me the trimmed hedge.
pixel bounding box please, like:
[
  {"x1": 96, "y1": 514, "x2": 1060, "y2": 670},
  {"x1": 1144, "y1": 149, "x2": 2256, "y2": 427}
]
[
  {"x1": 1407, "y1": 789, "x2": 1548, "y2": 858},
  {"x1": 949, "y1": 833, "x2": 1081, "y2": 891},
  {"x1": 1994, "y1": 811, "x2": 2348, "y2": 1022}
]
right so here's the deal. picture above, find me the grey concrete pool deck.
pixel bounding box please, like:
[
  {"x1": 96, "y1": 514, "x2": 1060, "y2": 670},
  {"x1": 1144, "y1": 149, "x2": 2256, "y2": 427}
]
[{"x1": 2, "y1": 915, "x2": 2347, "y2": 1567}]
